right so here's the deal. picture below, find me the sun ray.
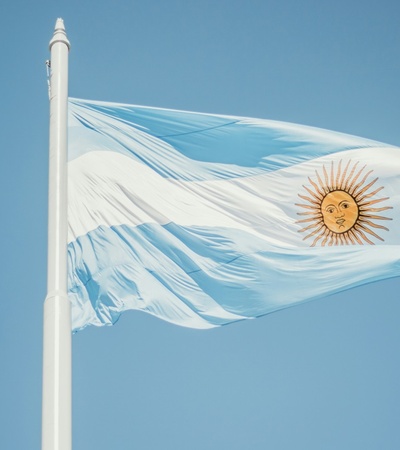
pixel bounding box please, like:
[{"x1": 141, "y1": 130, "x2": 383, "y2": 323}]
[
  {"x1": 349, "y1": 228, "x2": 363, "y2": 245},
  {"x1": 343, "y1": 161, "x2": 360, "y2": 191},
  {"x1": 311, "y1": 229, "x2": 327, "y2": 247},
  {"x1": 303, "y1": 224, "x2": 326, "y2": 242},
  {"x1": 315, "y1": 170, "x2": 328, "y2": 194},
  {"x1": 360, "y1": 206, "x2": 392, "y2": 213},
  {"x1": 339, "y1": 160, "x2": 351, "y2": 190},
  {"x1": 335, "y1": 160, "x2": 342, "y2": 190},
  {"x1": 349, "y1": 169, "x2": 373, "y2": 196},
  {"x1": 359, "y1": 197, "x2": 390, "y2": 207},
  {"x1": 346, "y1": 163, "x2": 365, "y2": 192},
  {"x1": 357, "y1": 185, "x2": 384, "y2": 201},
  {"x1": 356, "y1": 223, "x2": 384, "y2": 241},
  {"x1": 296, "y1": 217, "x2": 322, "y2": 224},
  {"x1": 359, "y1": 219, "x2": 389, "y2": 231},
  {"x1": 322, "y1": 165, "x2": 330, "y2": 190},
  {"x1": 297, "y1": 211, "x2": 322, "y2": 217},
  {"x1": 353, "y1": 177, "x2": 378, "y2": 199},
  {"x1": 296, "y1": 160, "x2": 392, "y2": 246},
  {"x1": 297, "y1": 210, "x2": 322, "y2": 215},
  {"x1": 299, "y1": 222, "x2": 323, "y2": 233},
  {"x1": 330, "y1": 161, "x2": 335, "y2": 189},
  {"x1": 321, "y1": 229, "x2": 332, "y2": 246},
  {"x1": 303, "y1": 185, "x2": 324, "y2": 202},
  {"x1": 346, "y1": 231, "x2": 357, "y2": 245},
  {"x1": 353, "y1": 226, "x2": 375, "y2": 245},
  {"x1": 298, "y1": 194, "x2": 320, "y2": 206},
  {"x1": 308, "y1": 176, "x2": 325, "y2": 198},
  {"x1": 358, "y1": 213, "x2": 392, "y2": 221},
  {"x1": 342, "y1": 161, "x2": 359, "y2": 191},
  {"x1": 296, "y1": 203, "x2": 317, "y2": 210}
]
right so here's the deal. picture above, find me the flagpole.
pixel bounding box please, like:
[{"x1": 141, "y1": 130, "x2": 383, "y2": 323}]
[{"x1": 42, "y1": 19, "x2": 71, "y2": 450}]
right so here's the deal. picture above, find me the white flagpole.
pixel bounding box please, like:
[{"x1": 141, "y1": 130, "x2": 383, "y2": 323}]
[{"x1": 42, "y1": 19, "x2": 71, "y2": 450}]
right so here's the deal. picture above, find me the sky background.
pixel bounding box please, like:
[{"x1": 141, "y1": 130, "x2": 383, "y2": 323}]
[{"x1": 1, "y1": 1, "x2": 400, "y2": 449}]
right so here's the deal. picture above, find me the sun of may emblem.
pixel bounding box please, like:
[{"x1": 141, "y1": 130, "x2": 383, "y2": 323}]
[{"x1": 296, "y1": 160, "x2": 392, "y2": 246}]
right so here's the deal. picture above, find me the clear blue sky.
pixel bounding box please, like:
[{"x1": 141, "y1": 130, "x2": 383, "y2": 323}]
[{"x1": 1, "y1": 1, "x2": 399, "y2": 449}]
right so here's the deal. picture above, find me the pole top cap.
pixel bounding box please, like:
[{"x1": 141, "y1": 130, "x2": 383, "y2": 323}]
[{"x1": 49, "y1": 18, "x2": 71, "y2": 51}]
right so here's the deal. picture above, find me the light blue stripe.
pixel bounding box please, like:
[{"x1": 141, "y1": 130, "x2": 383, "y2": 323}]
[
  {"x1": 68, "y1": 223, "x2": 400, "y2": 331},
  {"x1": 68, "y1": 98, "x2": 394, "y2": 181}
]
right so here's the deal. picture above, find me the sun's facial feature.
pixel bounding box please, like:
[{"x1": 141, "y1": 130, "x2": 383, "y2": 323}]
[
  {"x1": 321, "y1": 191, "x2": 358, "y2": 233},
  {"x1": 296, "y1": 161, "x2": 392, "y2": 246}
]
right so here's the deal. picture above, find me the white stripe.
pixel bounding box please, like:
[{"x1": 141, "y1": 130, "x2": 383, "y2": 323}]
[{"x1": 68, "y1": 147, "x2": 400, "y2": 245}]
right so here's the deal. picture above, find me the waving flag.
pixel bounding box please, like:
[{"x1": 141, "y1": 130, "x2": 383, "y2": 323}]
[{"x1": 68, "y1": 98, "x2": 400, "y2": 332}]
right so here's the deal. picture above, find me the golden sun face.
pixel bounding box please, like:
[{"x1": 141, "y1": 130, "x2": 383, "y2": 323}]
[
  {"x1": 296, "y1": 160, "x2": 392, "y2": 246},
  {"x1": 321, "y1": 190, "x2": 358, "y2": 233}
]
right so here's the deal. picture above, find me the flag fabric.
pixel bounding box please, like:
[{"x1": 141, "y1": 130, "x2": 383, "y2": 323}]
[{"x1": 68, "y1": 98, "x2": 400, "y2": 332}]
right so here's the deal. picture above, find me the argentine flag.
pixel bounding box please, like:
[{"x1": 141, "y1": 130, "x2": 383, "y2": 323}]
[{"x1": 68, "y1": 98, "x2": 400, "y2": 332}]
